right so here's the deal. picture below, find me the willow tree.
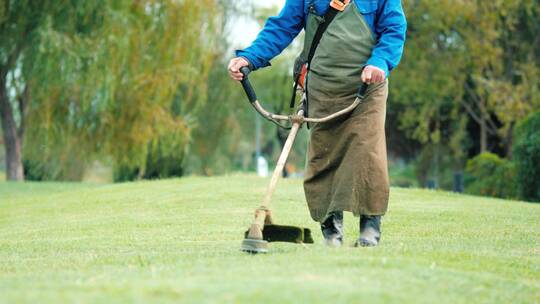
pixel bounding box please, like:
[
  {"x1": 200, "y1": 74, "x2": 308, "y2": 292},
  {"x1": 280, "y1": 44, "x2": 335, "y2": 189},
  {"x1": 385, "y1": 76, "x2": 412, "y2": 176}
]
[{"x1": 0, "y1": 0, "x2": 221, "y2": 181}]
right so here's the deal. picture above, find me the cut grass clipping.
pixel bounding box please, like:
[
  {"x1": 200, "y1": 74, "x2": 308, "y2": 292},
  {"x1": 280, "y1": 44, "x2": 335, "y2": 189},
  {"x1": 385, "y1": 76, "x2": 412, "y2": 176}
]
[{"x1": 0, "y1": 175, "x2": 538, "y2": 303}]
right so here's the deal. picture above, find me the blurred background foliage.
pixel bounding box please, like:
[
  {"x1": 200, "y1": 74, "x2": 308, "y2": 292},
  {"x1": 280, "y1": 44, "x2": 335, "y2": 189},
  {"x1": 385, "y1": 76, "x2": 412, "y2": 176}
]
[{"x1": 0, "y1": 0, "x2": 538, "y2": 202}]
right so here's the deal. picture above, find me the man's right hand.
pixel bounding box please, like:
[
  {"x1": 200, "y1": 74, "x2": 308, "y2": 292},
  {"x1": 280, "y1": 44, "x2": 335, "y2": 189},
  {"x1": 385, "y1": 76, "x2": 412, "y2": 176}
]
[{"x1": 228, "y1": 57, "x2": 250, "y2": 81}]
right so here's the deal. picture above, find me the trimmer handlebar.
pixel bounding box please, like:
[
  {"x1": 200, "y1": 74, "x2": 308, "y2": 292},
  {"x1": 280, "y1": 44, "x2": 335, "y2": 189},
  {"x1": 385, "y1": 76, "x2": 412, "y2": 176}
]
[
  {"x1": 239, "y1": 66, "x2": 368, "y2": 124},
  {"x1": 240, "y1": 67, "x2": 257, "y2": 103},
  {"x1": 356, "y1": 81, "x2": 368, "y2": 99}
]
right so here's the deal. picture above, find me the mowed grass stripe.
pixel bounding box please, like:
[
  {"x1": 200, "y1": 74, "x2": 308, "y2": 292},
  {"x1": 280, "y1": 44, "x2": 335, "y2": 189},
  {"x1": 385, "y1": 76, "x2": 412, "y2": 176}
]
[{"x1": 0, "y1": 175, "x2": 538, "y2": 303}]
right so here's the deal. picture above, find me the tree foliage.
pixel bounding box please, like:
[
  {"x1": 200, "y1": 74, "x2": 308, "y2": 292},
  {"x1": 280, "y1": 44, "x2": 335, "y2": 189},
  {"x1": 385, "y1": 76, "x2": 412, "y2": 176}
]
[
  {"x1": 513, "y1": 111, "x2": 540, "y2": 202},
  {"x1": 1, "y1": 0, "x2": 223, "y2": 180},
  {"x1": 187, "y1": 3, "x2": 308, "y2": 176},
  {"x1": 390, "y1": 0, "x2": 539, "y2": 188},
  {"x1": 392, "y1": 0, "x2": 539, "y2": 157}
]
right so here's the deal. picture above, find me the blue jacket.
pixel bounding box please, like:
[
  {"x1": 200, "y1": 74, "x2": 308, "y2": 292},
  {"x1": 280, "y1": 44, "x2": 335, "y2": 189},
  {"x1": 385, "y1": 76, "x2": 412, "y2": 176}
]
[{"x1": 236, "y1": 0, "x2": 407, "y2": 77}]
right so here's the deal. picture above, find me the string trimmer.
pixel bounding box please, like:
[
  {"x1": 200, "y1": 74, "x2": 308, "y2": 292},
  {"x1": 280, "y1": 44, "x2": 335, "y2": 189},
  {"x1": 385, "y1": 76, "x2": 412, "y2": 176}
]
[{"x1": 239, "y1": 67, "x2": 367, "y2": 253}]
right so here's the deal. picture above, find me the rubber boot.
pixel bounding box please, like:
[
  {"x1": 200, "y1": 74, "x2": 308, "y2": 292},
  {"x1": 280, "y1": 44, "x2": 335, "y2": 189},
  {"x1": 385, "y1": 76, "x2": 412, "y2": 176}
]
[
  {"x1": 355, "y1": 215, "x2": 381, "y2": 247},
  {"x1": 321, "y1": 211, "x2": 343, "y2": 247}
]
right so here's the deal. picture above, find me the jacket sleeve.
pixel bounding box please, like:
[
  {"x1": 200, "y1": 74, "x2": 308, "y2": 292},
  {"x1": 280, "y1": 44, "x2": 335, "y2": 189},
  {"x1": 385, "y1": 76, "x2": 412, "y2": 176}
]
[
  {"x1": 236, "y1": 0, "x2": 305, "y2": 70},
  {"x1": 366, "y1": 0, "x2": 407, "y2": 77}
]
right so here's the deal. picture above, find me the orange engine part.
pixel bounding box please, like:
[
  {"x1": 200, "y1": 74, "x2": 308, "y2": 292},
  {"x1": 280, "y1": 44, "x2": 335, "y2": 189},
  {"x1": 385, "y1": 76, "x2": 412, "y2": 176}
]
[{"x1": 298, "y1": 64, "x2": 308, "y2": 89}]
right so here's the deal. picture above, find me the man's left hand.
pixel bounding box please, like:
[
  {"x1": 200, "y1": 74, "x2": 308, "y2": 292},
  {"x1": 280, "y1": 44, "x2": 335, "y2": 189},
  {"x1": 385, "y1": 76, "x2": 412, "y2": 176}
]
[{"x1": 361, "y1": 65, "x2": 386, "y2": 84}]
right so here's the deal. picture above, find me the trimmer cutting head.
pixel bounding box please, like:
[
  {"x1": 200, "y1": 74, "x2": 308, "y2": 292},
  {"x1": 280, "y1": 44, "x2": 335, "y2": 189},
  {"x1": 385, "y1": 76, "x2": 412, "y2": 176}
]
[
  {"x1": 248, "y1": 224, "x2": 314, "y2": 244},
  {"x1": 241, "y1": 224, "x2": 314, "y2": 254}
]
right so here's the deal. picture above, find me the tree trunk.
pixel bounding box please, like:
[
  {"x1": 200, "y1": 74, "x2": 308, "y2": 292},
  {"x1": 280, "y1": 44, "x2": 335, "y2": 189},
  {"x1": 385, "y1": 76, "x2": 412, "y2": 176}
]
[
  {"x1": 505, "y1": 123, "x2": 514, "y2": 159},
  {"x1": 479, "y1": 119, "x2": 488, "y2": 153},
  {"x1": 0, "y1": 76, "x2": 24, "y2": 181}
]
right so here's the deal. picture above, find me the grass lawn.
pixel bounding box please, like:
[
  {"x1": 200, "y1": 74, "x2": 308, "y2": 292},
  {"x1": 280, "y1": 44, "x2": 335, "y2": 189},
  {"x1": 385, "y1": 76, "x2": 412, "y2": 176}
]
[{"x1": 0, "y1": 175, "x2": 538, "y2": 303}]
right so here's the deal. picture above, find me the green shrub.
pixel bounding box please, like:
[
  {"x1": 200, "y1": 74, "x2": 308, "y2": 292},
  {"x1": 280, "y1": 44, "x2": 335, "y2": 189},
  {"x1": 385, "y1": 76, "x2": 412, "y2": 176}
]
[
  {"x1": 113, "y1": 131, "x2": 186, "y2": 182},
  {"x1": 465, "y1": 152, "x2": 518, "y2": 199},
  {"x1": 23, "y1": 147, "x2": 87, "y2": 181},
  {"x1": 513, "y1": 112, "x2": 540, "y2": 202},
  {"x1": 389, "y1": 160, "x2": 419, "y2": 188}
]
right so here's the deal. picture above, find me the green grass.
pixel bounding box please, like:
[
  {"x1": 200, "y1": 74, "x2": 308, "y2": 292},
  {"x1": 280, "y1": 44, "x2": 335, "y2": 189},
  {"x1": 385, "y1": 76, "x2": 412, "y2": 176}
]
[{"x1": 0, "y1": 175, "x2": 538, "y2": 303}]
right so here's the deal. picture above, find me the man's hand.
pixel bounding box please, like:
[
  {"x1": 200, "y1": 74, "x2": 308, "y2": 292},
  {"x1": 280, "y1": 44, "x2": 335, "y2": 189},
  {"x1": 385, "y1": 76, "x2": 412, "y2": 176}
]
[
  {"x1": 361, "y1": 65, "x2": 386, "y2": 84},
  {"x1": 228, "y1": 57, "x2": 250, "y2": 81}
]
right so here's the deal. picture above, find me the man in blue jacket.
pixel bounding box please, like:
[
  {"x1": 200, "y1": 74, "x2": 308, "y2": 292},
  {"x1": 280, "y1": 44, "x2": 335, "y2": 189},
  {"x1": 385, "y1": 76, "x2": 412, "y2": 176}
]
[{"x1": 229, "y1": 0, "x2": 407, "y2": 247}]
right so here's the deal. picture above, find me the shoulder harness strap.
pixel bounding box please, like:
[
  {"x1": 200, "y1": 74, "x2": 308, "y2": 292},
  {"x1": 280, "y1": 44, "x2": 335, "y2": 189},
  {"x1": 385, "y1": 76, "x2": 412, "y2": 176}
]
[{"x1": 289, "y1": 0, "x2": 350, "y2": 109}]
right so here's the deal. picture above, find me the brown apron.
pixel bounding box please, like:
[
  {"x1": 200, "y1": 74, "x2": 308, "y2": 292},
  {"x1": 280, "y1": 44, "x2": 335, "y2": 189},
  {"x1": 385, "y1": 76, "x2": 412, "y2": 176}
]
[{"x1": 301, "y1": 1, "x2": 390, "y2": 222}]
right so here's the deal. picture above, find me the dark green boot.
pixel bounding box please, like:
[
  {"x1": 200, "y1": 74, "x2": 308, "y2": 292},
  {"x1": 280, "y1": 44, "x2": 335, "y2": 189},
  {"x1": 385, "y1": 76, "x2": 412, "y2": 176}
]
[
  {"x1": 355, "y1": 215, "x2": 381, "y2": 247},
  {"x1": 321, "y1": 211, "x2": 343, "y2": 247}
]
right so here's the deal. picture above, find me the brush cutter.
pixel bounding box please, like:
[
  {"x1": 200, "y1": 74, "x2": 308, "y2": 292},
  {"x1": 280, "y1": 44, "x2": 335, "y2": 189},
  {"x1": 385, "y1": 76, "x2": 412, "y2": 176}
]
[{"x1": 239, "y1": 67, "x2": 367, "y2": 253}]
